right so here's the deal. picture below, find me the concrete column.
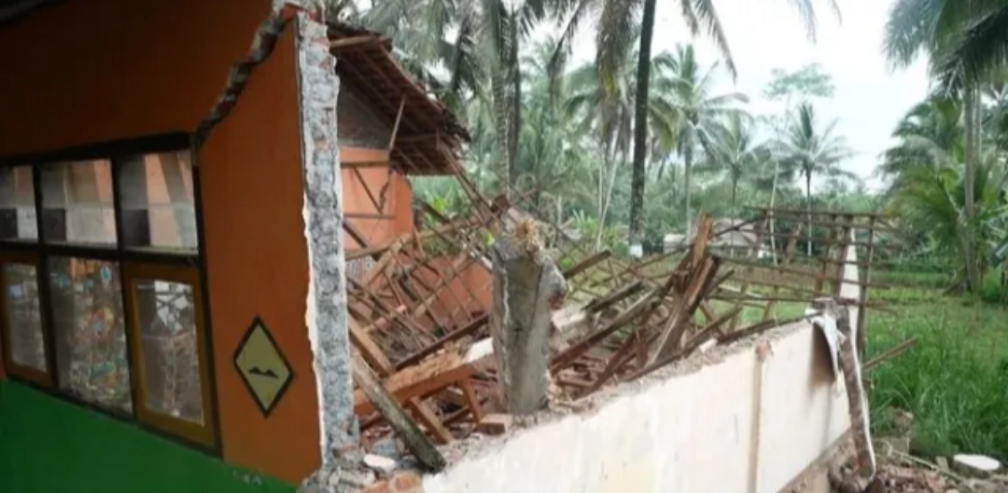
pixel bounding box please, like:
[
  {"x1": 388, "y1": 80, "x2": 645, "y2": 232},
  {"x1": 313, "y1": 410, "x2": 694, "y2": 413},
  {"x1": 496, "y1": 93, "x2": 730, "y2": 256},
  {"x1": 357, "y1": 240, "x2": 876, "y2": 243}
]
[{"x1": 293, "y1": 4, "x2": 357, "y2": 464}]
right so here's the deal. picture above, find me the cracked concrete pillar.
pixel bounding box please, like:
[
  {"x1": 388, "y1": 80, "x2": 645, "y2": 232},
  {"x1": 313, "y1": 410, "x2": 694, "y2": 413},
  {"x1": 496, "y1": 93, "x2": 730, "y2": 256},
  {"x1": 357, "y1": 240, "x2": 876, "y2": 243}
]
[
  {"x1": 293, "y1": 3, "x2": 358, "y2": 466},
  {"x1": 489, "y1": 218, "x2": 566, "y2": 415}
]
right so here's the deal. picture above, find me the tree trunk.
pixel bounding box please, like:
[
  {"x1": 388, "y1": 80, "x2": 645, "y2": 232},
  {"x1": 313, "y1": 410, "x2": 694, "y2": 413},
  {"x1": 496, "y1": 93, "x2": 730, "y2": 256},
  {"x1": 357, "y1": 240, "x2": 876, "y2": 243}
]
[
  {"x1": 768, "y1": 158, "x2": 780, "y2": 264},
  {"x1": 489, "y1": 221, "x2": 566, "y2": 415},
  {"x1": 628, "y1": 0, "x2": 657, "y2": 259},
  {"x1": 507, "y1": 12, "x2": 522, "y2": 190},
  {"x1": 491, "y1": 73, "x2": 511, "y2": 198},
  {"x1": 595, "y1": 148, "x2": 622, "y2": 252},
  {"x1": 684, "y1": 146, "x2": 693, "y2": 235},
  {"x1": 806, "y1": 170, "x2": 813, "y2": 257},
  {"x1": 963, "y1": 86, "x2": 981, "y2": 293},
  {"x1": 731, "y1": 178, "x2": 738, "y2": 219}
]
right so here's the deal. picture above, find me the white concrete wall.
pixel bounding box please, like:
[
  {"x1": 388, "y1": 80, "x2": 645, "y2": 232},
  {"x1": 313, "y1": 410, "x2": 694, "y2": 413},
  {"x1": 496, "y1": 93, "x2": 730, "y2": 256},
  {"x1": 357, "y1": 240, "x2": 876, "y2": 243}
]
[
  {"x1": 422, "y1": 238, "x2": 861, "y2": 493},
  {"x1": 423, "y1": 322, "x2": 850, "y2": 493}
]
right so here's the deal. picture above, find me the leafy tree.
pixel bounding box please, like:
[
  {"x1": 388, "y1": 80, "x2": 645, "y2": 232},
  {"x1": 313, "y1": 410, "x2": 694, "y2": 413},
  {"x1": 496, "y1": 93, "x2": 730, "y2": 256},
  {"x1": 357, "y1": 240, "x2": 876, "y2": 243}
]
[
  {"x1": 775, "y1": 102, "x2": 854, "y2": 255},
  {"x1": 660, "y1": 44, "x2": 747, "y2": 233},
  {"x1": 702, "y1": 112, "x2": 770, "y2": 217},
  {"x1": 883, "y1": 0, "x2": 998, "y2": 291}
]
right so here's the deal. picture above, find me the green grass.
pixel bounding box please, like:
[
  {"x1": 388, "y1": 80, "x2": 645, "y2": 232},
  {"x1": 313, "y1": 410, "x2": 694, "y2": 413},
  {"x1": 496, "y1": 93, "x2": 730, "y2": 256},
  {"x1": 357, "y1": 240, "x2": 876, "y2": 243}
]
[{"x1": 866, "y1": 286, "x2": 1008, "y2": 461}]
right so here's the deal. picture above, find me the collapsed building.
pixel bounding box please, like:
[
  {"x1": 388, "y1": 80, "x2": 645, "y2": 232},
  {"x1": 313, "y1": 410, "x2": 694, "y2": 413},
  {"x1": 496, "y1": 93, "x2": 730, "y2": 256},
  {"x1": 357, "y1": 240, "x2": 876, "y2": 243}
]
[{"x1": 0, "y1": 2, "x2": 910, "y2": 493}]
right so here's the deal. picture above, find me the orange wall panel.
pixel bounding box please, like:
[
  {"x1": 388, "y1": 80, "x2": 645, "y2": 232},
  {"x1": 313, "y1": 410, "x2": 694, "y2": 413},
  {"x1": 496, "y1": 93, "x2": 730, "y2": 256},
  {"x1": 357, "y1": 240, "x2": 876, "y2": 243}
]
[
  {"x1": 413, "y1": 257, "x2": 492, "y2": 328},
  {"x1": 198, "y1": 26, "x2": 320, "y2": 484},
  {"x1": 0, "y1": 0, "x2": 271, "y2": 157},
  {"x1": 340, "y1": 162, "x2": 414, "y2": 249}
]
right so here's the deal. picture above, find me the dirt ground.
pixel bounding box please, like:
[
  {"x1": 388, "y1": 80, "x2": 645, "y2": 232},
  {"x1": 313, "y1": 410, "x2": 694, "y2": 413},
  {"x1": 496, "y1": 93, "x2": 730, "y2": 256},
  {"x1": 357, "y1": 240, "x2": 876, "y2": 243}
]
[{"x1": 831, "y1": 443, "x2": 1008, "y2": 492}]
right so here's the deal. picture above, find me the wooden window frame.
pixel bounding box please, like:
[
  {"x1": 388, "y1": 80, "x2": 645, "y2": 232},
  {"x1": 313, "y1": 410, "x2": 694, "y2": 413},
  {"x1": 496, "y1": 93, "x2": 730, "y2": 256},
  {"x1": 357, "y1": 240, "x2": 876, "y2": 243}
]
[
  {"x1": 0, "y1": 250, "x2": 53, "y2": 387},
  {"x1": 122, "y1": 261, "x2": 216, "y2": 448},
  {"x1": 0, "y1": 134, "x2": 220, "y2": 453}
]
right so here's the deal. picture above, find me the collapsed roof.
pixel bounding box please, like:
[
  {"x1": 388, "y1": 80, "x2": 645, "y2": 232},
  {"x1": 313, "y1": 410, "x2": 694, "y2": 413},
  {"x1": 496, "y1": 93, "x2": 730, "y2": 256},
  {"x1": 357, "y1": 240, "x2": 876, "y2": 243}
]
[{"x1": 328, "y1": 22, "x2": 470, "y2": 176}]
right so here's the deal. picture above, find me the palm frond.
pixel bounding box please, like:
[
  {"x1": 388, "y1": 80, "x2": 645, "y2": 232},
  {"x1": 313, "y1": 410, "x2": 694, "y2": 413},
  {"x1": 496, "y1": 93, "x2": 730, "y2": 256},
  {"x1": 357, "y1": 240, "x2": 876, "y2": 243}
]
[
  {"x1": 596, "y1": 0, "x2": 639, "y2": 96},
  {"x1": 679, "y1": 0, "x2": 735, "y2": 77}
]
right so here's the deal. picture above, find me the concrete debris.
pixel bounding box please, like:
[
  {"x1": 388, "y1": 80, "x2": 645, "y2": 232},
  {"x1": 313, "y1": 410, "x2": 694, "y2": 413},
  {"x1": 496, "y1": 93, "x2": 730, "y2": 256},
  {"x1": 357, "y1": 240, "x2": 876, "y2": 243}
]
[
  {"x1": 953, "y1": 455, "x2": 1002, "y2": 478},
  {"x1": 475, "y1": 414, "x2": 512, "y2": 436},
  {"x1": 839, "y1": 444, "x2": 1008, "y2": 493},
  {"x1": 342, "y1": 167, "x2": 891, "y2": 470},
  {"x1": 363, "y1": 454, "x2": 398, "y2": 474}
]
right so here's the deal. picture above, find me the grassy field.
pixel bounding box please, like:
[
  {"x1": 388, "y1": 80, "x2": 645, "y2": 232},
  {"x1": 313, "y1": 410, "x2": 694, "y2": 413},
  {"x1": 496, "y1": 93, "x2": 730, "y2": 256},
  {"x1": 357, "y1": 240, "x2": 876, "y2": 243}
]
[{"x1": 866, "y1": 284, "x2": 1008, "y2": 461}]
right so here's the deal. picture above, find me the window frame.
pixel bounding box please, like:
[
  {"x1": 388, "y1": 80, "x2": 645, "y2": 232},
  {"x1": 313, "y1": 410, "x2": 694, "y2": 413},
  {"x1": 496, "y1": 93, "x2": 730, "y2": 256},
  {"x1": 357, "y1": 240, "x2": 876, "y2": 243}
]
[
  {"x1": 0, "y1": 250, "x2": 53, "y2": 387},
  {"x1": 122, "y1": 261, "x2": 216, "y2": 447},
  {"x1": 0, "y1": 134, "x2": 220, "y2": 453}
]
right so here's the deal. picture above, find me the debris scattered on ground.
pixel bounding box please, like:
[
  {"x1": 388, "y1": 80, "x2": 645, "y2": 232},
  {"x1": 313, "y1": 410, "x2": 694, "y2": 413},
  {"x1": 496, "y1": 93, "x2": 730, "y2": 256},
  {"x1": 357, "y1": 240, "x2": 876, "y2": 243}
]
[
  {"x1": 343, "y1": 176, "x2": 897, "y2": 470},
  {"x1": 953, "y1": 454, "x2": 1003, "y2": 478},
  {"x1": 475, "y1": 414, "x2": 512, "y2": 436},
  {"x1": 834, "y1": 437, "x2": 1007, "y2": 493},
  {"x1": 363, "y1": 454, "x2": 398, "y2": 475}
]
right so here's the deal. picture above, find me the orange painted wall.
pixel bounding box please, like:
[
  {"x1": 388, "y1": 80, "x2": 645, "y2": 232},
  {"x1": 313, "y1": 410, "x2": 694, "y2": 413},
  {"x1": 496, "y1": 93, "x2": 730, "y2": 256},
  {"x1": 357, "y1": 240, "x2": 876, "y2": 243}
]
[
  {"x1": 0, "y1": 0, "x2": 272, "y2": 157},
  {"x1": 198, "y1": 24, "x2": 320, "y2": 484},
  {"x1": 0, "y1": 0, "x2": 318, "y2": 483},
  {"x1": 341, "y1": 164, "x2": 413, "y2": 249},
  {"x1": 414, "y1": 258, "x2": 492, "y2": 328}
]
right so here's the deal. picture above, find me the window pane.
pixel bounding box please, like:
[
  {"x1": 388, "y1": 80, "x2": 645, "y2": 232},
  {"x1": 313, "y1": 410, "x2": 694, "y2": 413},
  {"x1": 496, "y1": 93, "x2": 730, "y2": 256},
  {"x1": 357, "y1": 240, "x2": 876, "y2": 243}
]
[
  {"x1": 0, "y1": 166, "x2": 38, "y2": 241},
  {"x1": 41, "y1": 160, "x2": 116, "y2": 246},
  {"x1": 134, "y1": 279, "x2": 203, "y2": 424},
  {"x1": 3, "y1": 263, "x2": 46, "y2": 371},
  {"x1": 49, "y1": 257, "x2": 132, "y2": 412},
  {"x1": 119, "y1": 152, "x2": 198, "y2": 251}
]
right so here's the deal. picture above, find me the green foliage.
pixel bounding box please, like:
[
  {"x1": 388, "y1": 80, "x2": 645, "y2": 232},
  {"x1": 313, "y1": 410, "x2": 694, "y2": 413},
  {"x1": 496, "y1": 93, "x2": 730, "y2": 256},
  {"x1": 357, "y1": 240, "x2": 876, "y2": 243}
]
[
  {"x1": 868, "y1": 288, "x2": 1008, "y2": 460},
  {"x1": 763, "y1": 63, "x2": 835, "y2": 101}
]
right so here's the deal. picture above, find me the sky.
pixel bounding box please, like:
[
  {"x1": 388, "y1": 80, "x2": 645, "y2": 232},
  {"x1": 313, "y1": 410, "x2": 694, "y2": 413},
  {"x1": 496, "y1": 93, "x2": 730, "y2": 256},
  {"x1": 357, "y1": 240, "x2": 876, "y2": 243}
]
[{"x1": 562, "y1": 0, "x2": 932, "y2": 190}]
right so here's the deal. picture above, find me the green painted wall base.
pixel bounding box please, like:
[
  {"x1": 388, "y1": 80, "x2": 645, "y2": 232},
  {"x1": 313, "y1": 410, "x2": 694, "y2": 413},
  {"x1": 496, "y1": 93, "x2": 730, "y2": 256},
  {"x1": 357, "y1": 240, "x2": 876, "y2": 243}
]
[{"x1": 0, "y1": 381, "x2": 297, "y2": 493}]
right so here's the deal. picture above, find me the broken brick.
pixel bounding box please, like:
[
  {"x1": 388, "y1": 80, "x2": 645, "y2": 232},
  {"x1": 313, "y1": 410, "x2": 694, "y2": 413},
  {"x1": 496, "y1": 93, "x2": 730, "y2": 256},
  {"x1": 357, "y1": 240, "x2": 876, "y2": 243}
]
[{"x1": 477, "y1": 414, "x2": 513, "y2": 435}]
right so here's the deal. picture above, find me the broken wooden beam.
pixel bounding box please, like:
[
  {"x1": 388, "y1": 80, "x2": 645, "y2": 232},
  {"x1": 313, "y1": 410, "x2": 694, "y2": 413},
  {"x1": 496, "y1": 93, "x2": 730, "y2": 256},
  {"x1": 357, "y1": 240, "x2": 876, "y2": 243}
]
[
  {"x1": 353, "y1": 340, "x2": 494, "y2": 416},
  {"x1": 350, "y1": 354, "x2": 446, "y2": 472},
  {"x1": 863, "y1": 338, "x2": 917, "y2": 373}
]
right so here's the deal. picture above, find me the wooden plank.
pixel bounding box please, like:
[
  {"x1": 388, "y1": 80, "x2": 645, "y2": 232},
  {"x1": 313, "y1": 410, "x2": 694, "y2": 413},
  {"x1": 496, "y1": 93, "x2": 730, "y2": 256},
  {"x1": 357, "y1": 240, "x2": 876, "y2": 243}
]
[
  {"x1": 353, "y1": 346, "x2": 493, "y2": 415},
  {"x1": 350, "y1": 354, "x2": 446, "y2": 471},
  {"x1": 395, "y1": 314, "x2": 489, "y2": 370},
  {"x1": 349, "y1": 315, "x2": 452, "y2": 443},
  {"x1": 351, "y1": 166, "x2": 386, "y2": 214},
  {"x1": 460, "y1": 377, "x2": 484, "y2": 423},
  {"x1": 562, "y1": 250, "x2": 612, "y2": 278},
  {"x1": 329, "y1": 35, "x2": 385, "y2": 49},
  {"x1": 407, "y1": 398, "x2": 454, "y2": 445}
]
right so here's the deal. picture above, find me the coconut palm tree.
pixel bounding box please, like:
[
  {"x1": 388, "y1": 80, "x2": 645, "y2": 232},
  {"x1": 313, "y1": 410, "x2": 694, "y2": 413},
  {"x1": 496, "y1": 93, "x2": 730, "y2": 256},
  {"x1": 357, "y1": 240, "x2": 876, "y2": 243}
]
[
  {"x1": 880, "y1": 94, "x2": 1008, "y2": 288},
  {"x1": 775, "y1": 102, "x2": 853, "y2": 255},
  {"x1": 879, "y1": 96, "x2": 963, "y2": 183},
  {"x1": 546, "y1": 0, "x2": 838, "y2": 255},
  {"x1": 362, "y1": 0, "x2": 569, "y2": 197},
  {"x1": 883, "y1": 0, "x2": 1003, "y2": 291},
  {"x1": 660, "y1": 45, "x2": 747, "y2": 233},
  {"x1": 703, "y1": 112, "x2": 769, "y2": 218}
]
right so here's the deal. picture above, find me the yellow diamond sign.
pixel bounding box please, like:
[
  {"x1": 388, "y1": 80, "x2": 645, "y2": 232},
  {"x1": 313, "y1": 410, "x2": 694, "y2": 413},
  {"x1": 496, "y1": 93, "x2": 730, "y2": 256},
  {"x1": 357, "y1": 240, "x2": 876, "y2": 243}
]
[{"x1": 234, "y1": 317, "x2": 293, "y2": 416}]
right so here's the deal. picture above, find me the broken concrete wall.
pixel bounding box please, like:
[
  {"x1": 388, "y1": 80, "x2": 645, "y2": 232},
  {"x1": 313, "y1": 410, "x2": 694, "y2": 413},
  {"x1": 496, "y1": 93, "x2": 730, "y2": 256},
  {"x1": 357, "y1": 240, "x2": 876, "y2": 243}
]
[
  {"x1": 421, "y1": 319, "x2": 851, "y2": 493},
  {"x1": 294, "y1": 4, "x2": 357, "y2": 463}
]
